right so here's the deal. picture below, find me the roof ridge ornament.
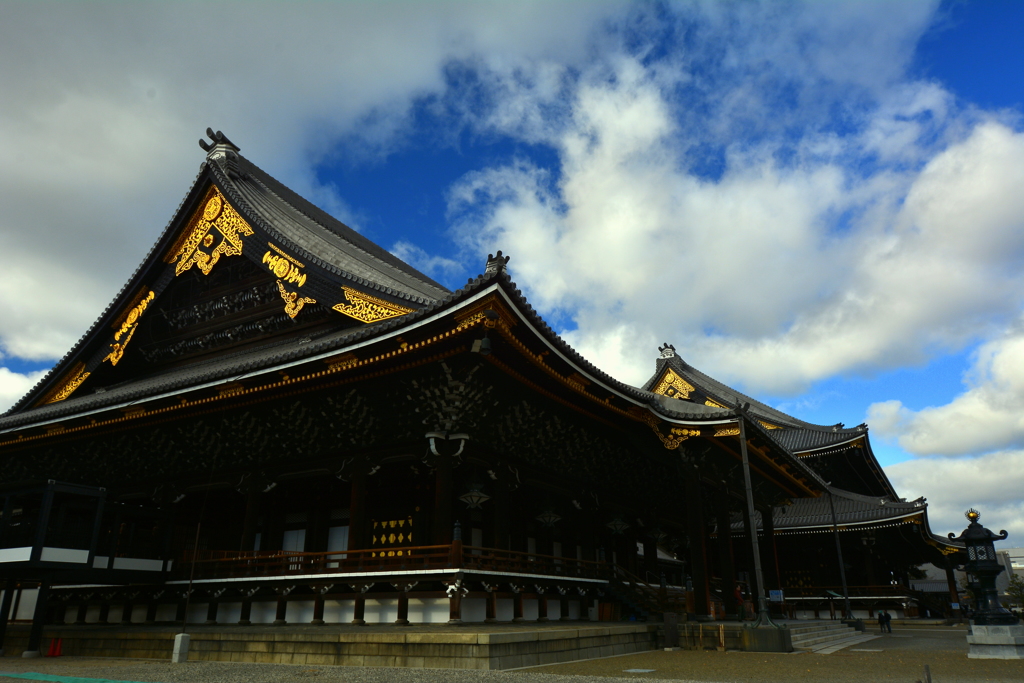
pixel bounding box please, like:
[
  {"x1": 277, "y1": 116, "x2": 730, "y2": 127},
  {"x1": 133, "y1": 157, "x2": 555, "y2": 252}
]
[
  {"x1": 658, "y1": 343, "x2": 676, "y2": 359},
  {"x1": 198, "y1": 128, "x2": 240, "y2": 162},
  {"x1": 484, "y1": 251, "x2": 510, "y2": 275}
]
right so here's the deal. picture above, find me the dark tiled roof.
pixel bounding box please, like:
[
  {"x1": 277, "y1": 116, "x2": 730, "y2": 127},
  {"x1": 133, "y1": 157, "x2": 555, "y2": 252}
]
[
  {"x1": 766, "y1": 488, "x2": 924, "y2": 530},
  {"x1": 223, "y1": 155, "x2": 449, "y2": 303}
]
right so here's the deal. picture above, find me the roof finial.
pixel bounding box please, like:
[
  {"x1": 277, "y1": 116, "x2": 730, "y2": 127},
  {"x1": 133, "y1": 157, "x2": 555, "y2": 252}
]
[
  {"x1": 485, "y1": 251, "x2": 510, "y2": 275},
  {"x1": 658, "y1": 343, "x2": 676, "y2": 359},
  {"x1": 198, "y1": 128, "x2": 240, "y2": 161}
]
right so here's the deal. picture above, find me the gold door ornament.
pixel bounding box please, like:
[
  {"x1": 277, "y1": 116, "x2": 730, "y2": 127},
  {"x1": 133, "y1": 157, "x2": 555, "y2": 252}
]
[
  {"x1": 332, "y1": 287, "x2": 413, "y2": 324},
  {"x1": 167, "y1": 186, "x2": 254, "y2": 276}
]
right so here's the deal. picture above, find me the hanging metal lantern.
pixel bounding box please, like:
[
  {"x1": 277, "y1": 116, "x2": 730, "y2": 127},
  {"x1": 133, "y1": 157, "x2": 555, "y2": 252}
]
[
  {"x1": 535, "y1": 509, "x2": 561, "y2": 527},
  {"x1": 606, "y1": 516, "x2": 630, "y2": 535},
  {"x1": 458, "y1": 483, "x2": 490, "y2": 509}
]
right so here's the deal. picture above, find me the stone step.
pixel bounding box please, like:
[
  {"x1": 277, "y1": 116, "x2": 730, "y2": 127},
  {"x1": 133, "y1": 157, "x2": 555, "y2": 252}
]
[
  {"x1": 789, "y1": 622, "x2": 852, "y2": 636},
  {"x1": 792, "y1": 628, "x2": 858, "y2": 648},
  {"x1": 808, "y1": 633, "x2": 882, "y2": 654}
]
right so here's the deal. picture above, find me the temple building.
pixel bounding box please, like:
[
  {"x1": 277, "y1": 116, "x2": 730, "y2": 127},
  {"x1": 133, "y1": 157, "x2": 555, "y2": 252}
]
[{"x1": 0, "y1": 130, "x2": 963, "y2": 651}]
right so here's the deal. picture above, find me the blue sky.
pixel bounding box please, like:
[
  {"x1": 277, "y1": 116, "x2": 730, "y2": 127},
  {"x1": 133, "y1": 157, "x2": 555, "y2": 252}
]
[{"x1": 1, "y1": 0, "x2": 1023, "y2": 539}]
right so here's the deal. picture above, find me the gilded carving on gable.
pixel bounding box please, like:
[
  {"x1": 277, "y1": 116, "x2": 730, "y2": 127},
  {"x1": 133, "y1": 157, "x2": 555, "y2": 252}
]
[
  {"x1": 167, "y1": 187, "x2": 254, "y2": 277},
  {"x1": 263, "y1": 243, "x2": 307, "y2": 287},
  {"x1": 652, "y1": 368, "x2": 695, "y2": 400},
  {"x1": 104, "y1": 289, "x2": 155, "y2": 366},
  {"x1": 40, "y1": 362, "x2": 90, "y2": 405},
  {"x1": 332, "y1": 286, "x2": 413, "y2": 324},
  {"x1": 276, "y1": 280, "x2": 316, "y2": 319}
]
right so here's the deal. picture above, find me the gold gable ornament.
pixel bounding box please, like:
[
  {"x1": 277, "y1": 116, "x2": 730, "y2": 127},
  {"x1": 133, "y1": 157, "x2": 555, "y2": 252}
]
[
  {"x1": 333, "y1": 287, "x2": 413, "y2": 324},
  {"x1": 167, "y1": 186, "x2": 254, "y2": 277},
  {"x1": 652, "y1": 368, "x2": 696, "y2": 400},
  {"x1": 276, "y1": 281, "x2": 316, "y2": 319},
  {"x1": 104, "y1": 289, "x2": 155, "y2": 366},
  {"x1": 39, "y1": 362, "x2": 91, "y2": 405}
]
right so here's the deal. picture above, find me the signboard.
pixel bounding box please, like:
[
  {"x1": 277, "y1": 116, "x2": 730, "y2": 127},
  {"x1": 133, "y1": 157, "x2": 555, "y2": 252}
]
[
  {"x1": 951, "y1": 603, "x2": 960, "y2": 610},
  {"x1": 769, "y1": 589, "x2": 784, "y2": 603}
]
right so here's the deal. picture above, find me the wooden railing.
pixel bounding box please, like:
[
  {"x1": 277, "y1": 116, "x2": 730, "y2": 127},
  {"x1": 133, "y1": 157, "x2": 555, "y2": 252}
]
[
  {"x1": 783, "y1": 584, "x2": 912, "y2": 599},
  {"x1": 178, "y1": 545, "x2": 454, "y2": 579},
  {"x1": 460, "y1": 546, "x2": 609, "y2": 580}
]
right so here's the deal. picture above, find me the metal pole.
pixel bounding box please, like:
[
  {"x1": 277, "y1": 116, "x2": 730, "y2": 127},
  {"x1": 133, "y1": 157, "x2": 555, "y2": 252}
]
[
  {"x1": 738, "y1": 416, "x2": 777, "y2": 628},
  {"x1": 827, "y1": 490, "x2": 853, "y2": 619}
]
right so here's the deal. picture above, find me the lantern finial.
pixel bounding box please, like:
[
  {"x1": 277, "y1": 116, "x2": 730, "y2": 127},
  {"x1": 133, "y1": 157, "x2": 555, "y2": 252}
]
[{"x1": 966, "y1": 508, "x2": 981, "y2": 523}]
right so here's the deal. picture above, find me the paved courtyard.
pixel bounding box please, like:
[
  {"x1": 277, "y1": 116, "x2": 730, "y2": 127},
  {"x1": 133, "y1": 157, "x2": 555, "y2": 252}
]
[{"x1": 1, "y1": 624, "x2": 1021, "y2": 683}]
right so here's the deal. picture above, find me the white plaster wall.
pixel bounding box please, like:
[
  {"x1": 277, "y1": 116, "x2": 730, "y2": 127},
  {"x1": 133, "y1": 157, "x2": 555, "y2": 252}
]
[
  {"x1": 289, "y1": 600, "x2": 315, "y2": 623},
  {"x1": 495, "y1": 598, "x2": 514, "y2": 622},
  {"x1": 84, "y1": 605, "x2": 102, "y2": 623},
  {"x1": 219, "y1": 602, "x2": 243, "y2": 624},
  {"x1": 566, "y1": 599, "x2": 580, "y2": 620},
  {"x1": 131, "y1": 604, "x2": 148, "y2": 623},
  {"x1": 587, "y1": 599, "x2": 598, "y2": 621},
  {"x1": 186, "y1": 603, "x2": 206, "y2": 624},
  {"x1": 14, "y1": 589, "x2": 37, "y2": 620},
  {"x1": 323, "y1": 599, "x2": 354, "y2": 623},
  {"x1": 461, "y1": 597, "x2": 486, "y2": 622},
  {"x1": 155, "y1": 604, "x2": 178, "y2": 622},
  {"x1": 250, "y1": 600, "x2": 278, "y2": 624},
  {"x1": 522, "y1": 598, "x2": 538, "y2": 621},
  {"x1": 108, "y1": 603, "x2": 124, "y2": 621},
  {"x1": 546, "y1": 597, "x2": 560, "y2": 619},
  {"x1": 362, "y1": 598, "x2": 398, "y2": 623},
  {"x1": 407, "y1": 598, "x2": 449, "y2": 624}
]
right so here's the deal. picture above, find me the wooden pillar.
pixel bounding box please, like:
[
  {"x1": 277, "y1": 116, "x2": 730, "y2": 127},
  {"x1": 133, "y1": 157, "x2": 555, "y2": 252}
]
[
  {"x1": 351, "y1": 583, "x2": 370, "y2": 625},
  {"x1": 98, "y1": 600, "x2": 110, "y2": 625},
  {"x1": 945, "y1": 561, "x2": 962, "y2": 620},
  {"x1": 396, "y1": 593, "x2": 410, "y2": 625},
  {"x1": 559, "y1": 593, "x2": 571, "y2": 621},
  {"x1": 238, "y1": 598, "x2": 253, "y2": 626},
  {"x1": 145, "y1": 598, "x2": 159, "y2": 625},
  {"x1": 484, "y1": 584, "x2": 498, "y2": 623},
  {"x1": 312, "y1": 596, "x2": 326, "y2": 625},
  {"x1": 348, "y1": 469, "x2": 367, "y2": 551},
  {"x1": 643, "y1": 534, "x2": 659, "y2": 582},
  {"x1": 240, "y1": 488, "x2": 262, "y2": 551},
  {"x1": 740, "y1": 504, "x2": 763, "y2": 605},
  {"x1": 76, "y1": 602, "x2": 88, "y2": 625},
  {"x1": 513, "y1": 587, "x2": 525, "y2": 622},
  {"x1": 537, "y1": 588, "x2": 548, "y2": 622},
  {"x1": 433, "y1": 454, "x2": 454, "y2": 545},
  {"x1": 761, "y1": 505, "x2": 781, "y2": 594},
  {"x1": 205, "y1": 599, "x2": 219, "y2": 625},
  {"x1": 24, "y1": 583, "x2": 50, "y2": 657},
  {"x1": 121, "y1": 599, "x2": 134, "y2": 625},
  {"x1": 274, "y1": 596, "x2": 288, "y2": 625},
  {"x1": 493, "y1": 485, "x2": 510, "y2": 551},
  {"x1": 447, "y1": 580, "x2": 464, "y2": 625},
  {"x1": 0, "y1": 581, "x2": 15, "y2": 655},
  {"x1": 684, "y1": 467, "x2": 710, "y2": 619},
  {"x1": 714, "y1": 494, "x2": 739, "y2": 619}
]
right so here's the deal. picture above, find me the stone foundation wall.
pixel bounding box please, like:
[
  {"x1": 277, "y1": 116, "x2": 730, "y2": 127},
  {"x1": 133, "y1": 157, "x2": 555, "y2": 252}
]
[{"x1": 0, "y1": 624, "x2": 657, "y2": 669}]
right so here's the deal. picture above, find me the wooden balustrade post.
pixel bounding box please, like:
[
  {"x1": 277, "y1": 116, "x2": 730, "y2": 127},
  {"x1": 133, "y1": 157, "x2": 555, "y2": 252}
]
[{"x1": 450, "y1": 521, "x2": 464, "y2": 568}]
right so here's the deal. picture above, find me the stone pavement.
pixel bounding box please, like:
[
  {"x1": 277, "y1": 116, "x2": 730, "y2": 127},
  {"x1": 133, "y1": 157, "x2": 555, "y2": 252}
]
[{"x1": 0, "y1": 624, "x2": 1021, "y2": 682}]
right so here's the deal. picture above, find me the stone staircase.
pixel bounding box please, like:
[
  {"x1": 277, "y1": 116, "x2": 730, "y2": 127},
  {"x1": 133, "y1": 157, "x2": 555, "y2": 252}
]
[{"x1": 790, "y1": 621, "x2": 881, "y2": 654}]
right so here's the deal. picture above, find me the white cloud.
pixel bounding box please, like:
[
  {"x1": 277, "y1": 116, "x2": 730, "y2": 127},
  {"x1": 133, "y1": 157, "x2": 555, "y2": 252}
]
[
  {"x1": 391, "y1": 241, "x2": 463, "y2": 281},
  {"x1": 869, "y1": 321, "x2": 1024, "y2": 456},
  {"x1": 887, "y1": 450, "x2": 1024, "y2": 540},
  {"x1": 447, "y1": 53, "x2": 1024, "y2": 394},
  {"x1": 0, "y1": 1, "x2": 624, "y2": 363},
  {"x1": 0, "y1": 367, "x2": 49, "y2": 412}
]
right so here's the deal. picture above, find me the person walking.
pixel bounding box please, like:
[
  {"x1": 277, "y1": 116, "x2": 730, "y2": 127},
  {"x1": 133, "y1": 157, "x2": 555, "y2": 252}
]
[{"x1": 882, "y1": 610, "x2": 892, "y2": 633}]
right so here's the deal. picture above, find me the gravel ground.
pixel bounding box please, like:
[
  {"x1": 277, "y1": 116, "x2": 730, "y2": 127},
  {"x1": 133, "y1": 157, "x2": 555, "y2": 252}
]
[{"x1": 1, "y1": 626, "x2": 1021, "y2": 683}]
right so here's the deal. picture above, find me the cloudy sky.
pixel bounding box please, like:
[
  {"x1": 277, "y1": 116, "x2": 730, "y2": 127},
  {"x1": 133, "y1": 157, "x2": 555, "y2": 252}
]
[{"x1": 2, "y1": 1, "x2": 1022, "y2": 540}]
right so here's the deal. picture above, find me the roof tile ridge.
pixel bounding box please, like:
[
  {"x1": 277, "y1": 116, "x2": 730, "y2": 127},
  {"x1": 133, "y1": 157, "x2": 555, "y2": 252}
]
[
  {"x1": 668, "y1": 356, "x2": 843, "y2": 431},
  {"x1": 3, "y1": 165, "x2": 210, "y2": 417},
  {"x1": 494, "y1": 274, "x2": 651, "y2": 402},
  {"x1": 208, "y1": 162, "x2": 437, "y2": 307},
  {"x1": 234, "y1": 155, "x2": 449, "y2": 295}
]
